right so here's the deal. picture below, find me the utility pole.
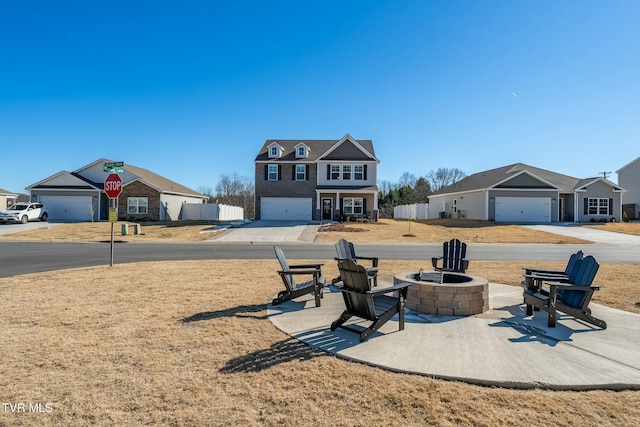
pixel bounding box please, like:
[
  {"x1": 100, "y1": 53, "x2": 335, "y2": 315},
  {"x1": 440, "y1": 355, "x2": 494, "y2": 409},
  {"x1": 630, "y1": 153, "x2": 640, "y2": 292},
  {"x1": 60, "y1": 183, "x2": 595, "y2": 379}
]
[{"x1": 599, "y1": 171, "x2": 612, "y2": 179}]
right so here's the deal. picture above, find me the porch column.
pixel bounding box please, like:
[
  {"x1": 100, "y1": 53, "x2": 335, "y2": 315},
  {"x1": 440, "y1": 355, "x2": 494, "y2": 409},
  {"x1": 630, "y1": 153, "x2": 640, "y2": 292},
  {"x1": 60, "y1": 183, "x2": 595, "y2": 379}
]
[
  {"x1": 335, "y1": 192, "x2": 340, "y2": 209},
  {"x1": 316, "y1": 190, "x2": 321, "y2": 209},
  {"x1": 373, "y1": 191, "x2": 378, "y2": 210}
]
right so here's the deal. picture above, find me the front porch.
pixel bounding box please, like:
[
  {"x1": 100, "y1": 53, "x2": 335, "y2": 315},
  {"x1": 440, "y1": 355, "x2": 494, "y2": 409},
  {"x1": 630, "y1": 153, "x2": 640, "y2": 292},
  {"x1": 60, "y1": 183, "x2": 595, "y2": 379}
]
[{"x1": 316, "y1": 188, "x2": 379, "y2": 222}]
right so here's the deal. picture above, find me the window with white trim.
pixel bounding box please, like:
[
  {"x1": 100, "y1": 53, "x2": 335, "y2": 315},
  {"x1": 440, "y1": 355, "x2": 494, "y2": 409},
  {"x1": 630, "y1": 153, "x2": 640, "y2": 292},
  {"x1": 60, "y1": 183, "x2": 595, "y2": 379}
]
[
  {"x1": 295, "y1": 164, "x2": 306, "y2": 181},
  {"x1": 127, "y1": 197, "x2": 148, "y2": 215},
  {"x1": 354, "y1": 164, "x2": 364, "y2": 180},
  {"x1": 268, "y1": 164, "x2": 278, "y2": 181},
  {"x1": 342, "y1": 165, "x2": 352, "y2": 180},
  {"x1": 269, "y1": 146, "x2": 279, "y2": 157},
  {"x1": 343, "y1": 198, "x2": 363, "y2": 215},
  {"x1": 588, "y1": 198, "x2": 608, "y2": 215},
  {"x1": 330, "y1": 164, "x2": 340, "y2": 180},
  {"x1": 297, "y1": 146, "x2": 306, "y2": 157}
]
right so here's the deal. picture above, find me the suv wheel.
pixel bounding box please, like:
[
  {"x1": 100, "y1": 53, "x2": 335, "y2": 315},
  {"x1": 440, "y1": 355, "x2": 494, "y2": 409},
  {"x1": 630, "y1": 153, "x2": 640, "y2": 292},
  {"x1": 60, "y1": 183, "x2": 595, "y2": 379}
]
[
  {"x1": 21, "y1": 215, "x2": 29, "y2": 224},
  {"x1": 40, "y1": 213, "x2": 49, "y2": 222}
]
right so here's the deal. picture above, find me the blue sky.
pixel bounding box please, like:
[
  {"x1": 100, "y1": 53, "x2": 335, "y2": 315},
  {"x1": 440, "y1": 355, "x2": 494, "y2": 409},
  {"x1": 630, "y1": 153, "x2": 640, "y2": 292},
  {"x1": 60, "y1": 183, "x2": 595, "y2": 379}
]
[{"x1": 1, "y1": 0, "x2": 638, "y2": 194}]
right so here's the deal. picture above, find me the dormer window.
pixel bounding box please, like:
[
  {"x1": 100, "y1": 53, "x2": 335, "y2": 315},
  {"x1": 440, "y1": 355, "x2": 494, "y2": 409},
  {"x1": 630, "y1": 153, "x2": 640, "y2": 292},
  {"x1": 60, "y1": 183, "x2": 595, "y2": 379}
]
[
  {"x1": 267, "y1": 142, "x2": 283, "y2": 158},
  {"x1": 270, "y1": 146, "x2": 279, "y2": 157},
  {"x1": 294, "y1": 143, "x2": 309, "y2": 159}
]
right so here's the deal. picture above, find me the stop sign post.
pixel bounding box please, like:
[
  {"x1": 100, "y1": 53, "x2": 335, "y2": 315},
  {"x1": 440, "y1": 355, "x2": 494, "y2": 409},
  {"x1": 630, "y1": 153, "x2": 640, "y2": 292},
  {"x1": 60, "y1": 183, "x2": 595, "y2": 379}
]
[{"x1": 104, "y1": 173, "x2": 123, "y2": 267}]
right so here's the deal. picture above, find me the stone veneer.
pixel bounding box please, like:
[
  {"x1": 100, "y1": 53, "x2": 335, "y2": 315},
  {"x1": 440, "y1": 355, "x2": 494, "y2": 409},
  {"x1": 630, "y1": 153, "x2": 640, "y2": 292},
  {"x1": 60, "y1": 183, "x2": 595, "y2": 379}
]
[{"x1": 394, "y1": 272, "x2": 489, "y2": 316}]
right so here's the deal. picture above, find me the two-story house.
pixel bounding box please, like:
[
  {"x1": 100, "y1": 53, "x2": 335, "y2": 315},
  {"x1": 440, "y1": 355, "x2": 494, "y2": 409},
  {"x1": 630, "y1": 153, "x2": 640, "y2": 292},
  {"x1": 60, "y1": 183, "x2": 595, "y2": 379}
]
[{"x1": 254, "y1": 134, "x2": 380, "y2": 221}]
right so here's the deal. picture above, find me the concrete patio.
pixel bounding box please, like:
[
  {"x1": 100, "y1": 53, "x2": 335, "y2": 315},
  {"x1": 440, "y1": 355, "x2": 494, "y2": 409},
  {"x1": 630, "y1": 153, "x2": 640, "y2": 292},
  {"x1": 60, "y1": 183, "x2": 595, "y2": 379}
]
[{"x1": 268, "y1": 281, "x2": 640, "y2": 390}]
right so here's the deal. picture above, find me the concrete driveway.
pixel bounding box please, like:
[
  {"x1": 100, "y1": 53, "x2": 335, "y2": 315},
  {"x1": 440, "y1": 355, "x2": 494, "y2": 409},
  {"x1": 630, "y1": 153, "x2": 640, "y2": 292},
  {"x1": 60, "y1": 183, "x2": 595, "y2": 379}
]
[
  {"x1": 210, "y1": 220, "x2": 322, "y2": 243},
  {"x1": 0, "y1": 221, "x2": 61, "y2": 235},
  {"x1": 523, "y1": 223, "x2": 640, "y2": 245}
]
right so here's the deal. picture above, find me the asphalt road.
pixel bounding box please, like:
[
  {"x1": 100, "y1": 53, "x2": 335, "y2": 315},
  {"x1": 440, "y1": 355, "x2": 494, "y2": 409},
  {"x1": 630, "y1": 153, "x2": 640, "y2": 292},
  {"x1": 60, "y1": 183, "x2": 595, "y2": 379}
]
[{"x1": 1, "y1": 241, "x2": 638, "y2": 278}]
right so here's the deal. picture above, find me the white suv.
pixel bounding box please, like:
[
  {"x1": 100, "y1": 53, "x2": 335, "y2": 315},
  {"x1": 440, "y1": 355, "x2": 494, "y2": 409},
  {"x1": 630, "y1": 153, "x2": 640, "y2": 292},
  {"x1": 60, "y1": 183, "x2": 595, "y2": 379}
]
[{"x1": 0, "y1": 203, "x2": 49, "y2": 224}]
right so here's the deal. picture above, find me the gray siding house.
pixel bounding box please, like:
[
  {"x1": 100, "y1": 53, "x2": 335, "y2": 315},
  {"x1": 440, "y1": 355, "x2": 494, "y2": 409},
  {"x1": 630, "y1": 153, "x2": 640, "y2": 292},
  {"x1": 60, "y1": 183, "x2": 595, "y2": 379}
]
[
  {"x1": 617, "y1": 156, "x2": 640, "y2": 219},
  {"x1": 428, "y1": 163, "x2": 625, "y2": 223},
  {"x1": 254, "y1": 134, "x2": 380, "y2": 221},
  {"x1": 28, "y1": 159, "x2": 207, "y2": 222}
]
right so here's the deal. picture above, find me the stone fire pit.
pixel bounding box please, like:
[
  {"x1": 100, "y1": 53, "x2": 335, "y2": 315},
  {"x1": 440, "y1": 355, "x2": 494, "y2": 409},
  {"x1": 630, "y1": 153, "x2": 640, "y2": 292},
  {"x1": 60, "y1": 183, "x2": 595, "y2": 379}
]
[{"x1": 394, "y1": 271, "x2": 489, "y2": 316}]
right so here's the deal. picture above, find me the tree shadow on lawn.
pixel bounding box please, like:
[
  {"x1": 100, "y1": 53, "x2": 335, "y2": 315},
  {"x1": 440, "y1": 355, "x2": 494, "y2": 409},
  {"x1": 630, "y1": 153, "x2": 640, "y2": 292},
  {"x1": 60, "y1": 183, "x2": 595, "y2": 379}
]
[
  {"x1": 182, "y1": 304, "x2": 267, "y2": 323},
  {"x1": 219, "y1": 337, "x2": 325, "y2": 373},
  {"x1": 415, "y1": 219, "x2": 504, "y2": 229}
]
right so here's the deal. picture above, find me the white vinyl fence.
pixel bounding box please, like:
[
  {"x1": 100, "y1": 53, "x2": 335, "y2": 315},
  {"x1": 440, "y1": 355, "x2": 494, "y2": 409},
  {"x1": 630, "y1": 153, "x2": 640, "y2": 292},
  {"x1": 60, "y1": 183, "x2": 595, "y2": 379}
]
[
  {"x1": 393, "y1": 203, "x2": 429, "y2": 220},
  {"x1": 180, "y1": 203, "x2": 244, "y2": 221}
]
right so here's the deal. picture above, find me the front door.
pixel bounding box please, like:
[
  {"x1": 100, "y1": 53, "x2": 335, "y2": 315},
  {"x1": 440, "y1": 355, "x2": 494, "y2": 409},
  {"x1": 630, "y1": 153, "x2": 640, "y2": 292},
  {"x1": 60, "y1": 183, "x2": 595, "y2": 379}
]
[{"x1": 322, "y1": 198, "x2": 333, "y2": 220}]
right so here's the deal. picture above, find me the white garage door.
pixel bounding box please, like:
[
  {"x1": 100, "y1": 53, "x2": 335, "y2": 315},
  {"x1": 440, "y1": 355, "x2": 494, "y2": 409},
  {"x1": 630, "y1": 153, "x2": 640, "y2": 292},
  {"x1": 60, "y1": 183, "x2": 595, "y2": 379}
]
[
  {"x1": 495, "y1": 197, "x2": 551, "y2": 223},
  {"x1": 39, "y1": 196, "x2": 94, "y2": 221},
  {"x1": 261, "y1": 197, "x2": 312, "y2": 221}
]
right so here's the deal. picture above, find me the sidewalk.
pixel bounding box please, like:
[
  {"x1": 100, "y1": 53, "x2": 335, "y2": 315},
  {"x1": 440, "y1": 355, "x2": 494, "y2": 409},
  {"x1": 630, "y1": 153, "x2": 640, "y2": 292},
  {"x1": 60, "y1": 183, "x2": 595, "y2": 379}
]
[{"x1": 268, "y1": 282, "x2": 640, "y2": 390}]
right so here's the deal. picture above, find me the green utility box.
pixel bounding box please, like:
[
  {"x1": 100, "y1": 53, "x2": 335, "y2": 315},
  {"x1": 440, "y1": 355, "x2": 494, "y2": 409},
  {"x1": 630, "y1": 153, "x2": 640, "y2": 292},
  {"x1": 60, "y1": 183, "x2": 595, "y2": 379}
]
[{"x1": 121, "y1": 224, "x2": 128, "y2": 235}]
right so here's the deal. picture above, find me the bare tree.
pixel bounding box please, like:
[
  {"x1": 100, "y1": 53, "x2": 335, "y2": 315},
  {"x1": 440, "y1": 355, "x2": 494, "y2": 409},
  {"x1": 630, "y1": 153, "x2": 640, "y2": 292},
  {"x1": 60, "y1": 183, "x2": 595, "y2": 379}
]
[
  {"x1": 398, "y1": 172, "x2": 417, "y2": 188},
  {"x1": 427, "y1": 167, "x2": 466, "y2": 192},
  {"x1": 212, "y1": 173, "x2": 255, "y2": 219}
]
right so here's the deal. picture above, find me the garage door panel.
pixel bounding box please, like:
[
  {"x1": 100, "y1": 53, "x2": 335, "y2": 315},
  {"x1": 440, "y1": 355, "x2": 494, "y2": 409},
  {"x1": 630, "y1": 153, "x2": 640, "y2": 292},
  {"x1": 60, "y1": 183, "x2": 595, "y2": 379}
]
[
  {"x1": 495, "y1": 197, "x2": 551, "y2": 223},
  {"x1": 39, "y1": 196, "x2": 93, "y2": 221},
  {"x1": 261, "y1": 197, "x2": 312, "y2": 221}
]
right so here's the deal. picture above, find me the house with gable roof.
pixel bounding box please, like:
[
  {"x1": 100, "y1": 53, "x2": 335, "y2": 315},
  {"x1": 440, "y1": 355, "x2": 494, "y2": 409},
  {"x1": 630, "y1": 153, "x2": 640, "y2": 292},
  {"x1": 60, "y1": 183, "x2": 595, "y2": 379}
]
[
  {"x1": 428, "y1": 163, "x2": 625, "y2": 223},
  {"x1": 254, "y1": 134, "x2": 380, "y2": 221},
  {"x1": 27, "y1": 159, "x2": 207, "y2": 222}
]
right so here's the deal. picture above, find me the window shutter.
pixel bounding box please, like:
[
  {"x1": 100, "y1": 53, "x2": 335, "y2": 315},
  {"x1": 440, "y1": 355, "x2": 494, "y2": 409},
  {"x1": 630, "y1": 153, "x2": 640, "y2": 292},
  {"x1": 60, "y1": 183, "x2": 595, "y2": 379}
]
[
  {"x1": 583, "y1": 198, "x2": 588, "y2": 215},
  {"x1": 292, "y1": 165, "x2": 296, "y2": 181},
  {"x1": 609, "y1": 198, "x2": 613, "y2": 215},
  {"x1": 340, "y1": 198, "x2": 344, "y2": 216},
  {"x1": 277, "y1": 165, "x2": 282, "y2": 180},
  {"x1": 364, "y1": 165, "x2": 368, "y2": 180},
  {"x1": 363, "y1": 198, "x2": 367, "y2": 215},
  {"x1": 264, "y1": 165, "x2": 268, "y2": 180},
  {"x1": 327, "y1": 164, "x2": 331, "y2": 180},
  {"x1": 305, "y1": 165, "x2": 309, "y2": 181}
]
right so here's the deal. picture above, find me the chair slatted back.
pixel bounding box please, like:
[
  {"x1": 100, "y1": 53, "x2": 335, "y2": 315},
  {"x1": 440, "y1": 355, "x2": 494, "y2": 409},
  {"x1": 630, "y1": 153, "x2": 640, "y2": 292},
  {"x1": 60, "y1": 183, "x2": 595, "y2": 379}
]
[
  {"x1": 564, "y1": 250, "x2": 584, "y2": 275},
  {"x1": 442, "y1": 239, "x2": 467, "y2": 272},
  {"x1": 335, "y1": 239, "x2": 356, "y2": 260},
  {"x1": 561, "y1": 255, "x2": 599, "y2": 308},
  {"x1": 274, "y1": 246, "x2": 295, "y2": 290},
  {"x1": 337, "y1": 258, "x2": 376, "y2": 320}
]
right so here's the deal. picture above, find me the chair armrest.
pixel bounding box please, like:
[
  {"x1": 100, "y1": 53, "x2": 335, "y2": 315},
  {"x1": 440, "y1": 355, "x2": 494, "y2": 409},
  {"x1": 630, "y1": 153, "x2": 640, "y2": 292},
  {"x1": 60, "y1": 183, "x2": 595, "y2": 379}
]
[
  {"x1": 545, "y1": 281, "x2": 601, "y2": 291},
  {"x1": 522, "y1": 267, "x2": 566, "y2": 275},
  {"x1": 289, "y1": 263, "x2": 324, "y2": 269},
  {"x1": 523, "y1": 273, "x2": 569, "y2": 281},
  {"x1": 366, "y1": 282, "x2": 411, "y2": 296},
  {"x1": 278, "y1": 269, "x2": 322, "y2": 276},
  {"x1": 432, "y1": 257, "x2": 442, "y2": 269}
]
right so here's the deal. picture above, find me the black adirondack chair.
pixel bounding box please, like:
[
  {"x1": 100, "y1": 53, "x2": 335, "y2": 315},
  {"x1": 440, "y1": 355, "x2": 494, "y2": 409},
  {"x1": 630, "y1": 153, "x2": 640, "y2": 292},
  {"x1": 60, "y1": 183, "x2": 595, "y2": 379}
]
[
  {"x1": 431, "y1": 238, "x2": 469, "y2": 273},
  {"x1": 331, "y1": 258, "x2": 410, "y2": 342},
  {"x1": 523, "y1": 255, "x2": 606, "y2": 328},
  {"x1": 521, "y1": 250, "x2": 584, "y2": 293},
  {"x1": 272, "y1": 246, "x2": 325, "y2": 307},
  {"x1": 332, "y1": 238, "x2": 379, "y2": 287}
]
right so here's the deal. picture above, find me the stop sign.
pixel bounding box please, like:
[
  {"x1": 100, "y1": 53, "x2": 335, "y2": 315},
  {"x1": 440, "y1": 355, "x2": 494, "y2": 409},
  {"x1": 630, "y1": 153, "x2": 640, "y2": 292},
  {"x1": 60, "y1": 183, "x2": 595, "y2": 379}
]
[{"x1": 104, "y1": 173, "x2": 123, "y2": 199}]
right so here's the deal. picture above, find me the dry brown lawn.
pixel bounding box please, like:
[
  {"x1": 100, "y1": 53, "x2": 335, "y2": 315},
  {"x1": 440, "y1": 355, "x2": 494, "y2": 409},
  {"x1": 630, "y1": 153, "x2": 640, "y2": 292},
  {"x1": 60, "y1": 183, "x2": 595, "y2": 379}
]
[
  {"x1": 584, "y1": 221, "x2": 640, "y2": 236},
  {"x1": 0, "y1": 218, "x2": 594, "y2": 244},
  {"x1": 0, "y1": 221, "x2": 223, "y2": 242},
  {"x1": 315, "y1": 219, "x2": 592, "y2": 244},
  {"x1": 1, "y1": 260, "x2": 639, "y2": 426}
]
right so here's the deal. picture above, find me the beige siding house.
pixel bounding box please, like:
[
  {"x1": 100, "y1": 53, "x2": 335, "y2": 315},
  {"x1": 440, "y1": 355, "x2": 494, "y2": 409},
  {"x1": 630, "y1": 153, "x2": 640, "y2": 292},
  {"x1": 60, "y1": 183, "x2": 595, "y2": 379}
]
[
  {"x1": 0, "y1": 188, "x2": 18, "y2": 210},
  {"x1": 429, "y1": 163, "x2": 625, "y2": 223}
]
